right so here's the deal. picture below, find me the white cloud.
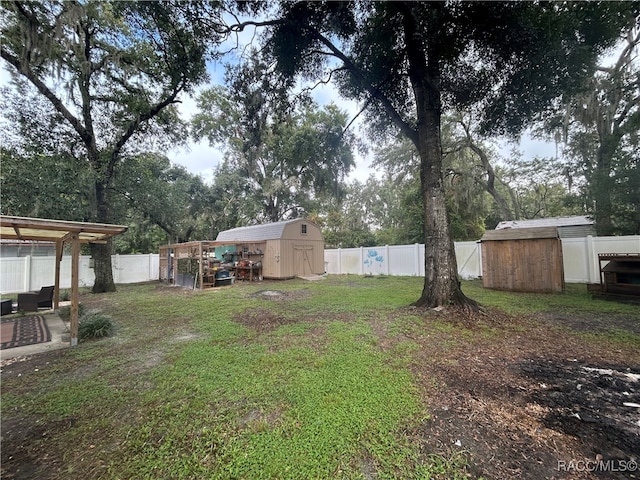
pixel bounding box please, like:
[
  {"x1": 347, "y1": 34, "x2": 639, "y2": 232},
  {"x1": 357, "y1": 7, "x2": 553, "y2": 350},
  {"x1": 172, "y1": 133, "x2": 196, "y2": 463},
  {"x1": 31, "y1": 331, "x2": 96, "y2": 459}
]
[
  {"x1": 497, "y1": 132, "x2": 558, "y2": 164},
  {"x1": 169, "y1": 139, "x2": 223, "y2": 185}
]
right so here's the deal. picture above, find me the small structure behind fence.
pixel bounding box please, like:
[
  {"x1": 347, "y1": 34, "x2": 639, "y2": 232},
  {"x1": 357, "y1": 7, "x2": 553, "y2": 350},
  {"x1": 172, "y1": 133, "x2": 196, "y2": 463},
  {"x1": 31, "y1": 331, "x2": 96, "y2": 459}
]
[{"x1": 325, "y1": 235, "x2": 640, "y2": 284}]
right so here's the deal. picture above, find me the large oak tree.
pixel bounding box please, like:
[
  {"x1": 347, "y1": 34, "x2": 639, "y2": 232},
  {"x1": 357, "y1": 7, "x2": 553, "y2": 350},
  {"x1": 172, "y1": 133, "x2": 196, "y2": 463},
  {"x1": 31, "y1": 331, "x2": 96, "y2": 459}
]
[
  {"x1": 1, "y1": 0, "x2": 224, "y2": 292},
  {"x1": 240, "y1": 1, "x2": 637, "y2": 308}
]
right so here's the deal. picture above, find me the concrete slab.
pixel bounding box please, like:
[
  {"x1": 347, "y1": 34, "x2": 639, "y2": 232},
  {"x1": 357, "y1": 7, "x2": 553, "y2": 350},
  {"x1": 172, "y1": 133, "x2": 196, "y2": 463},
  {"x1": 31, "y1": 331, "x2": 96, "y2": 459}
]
[{"x1": 0, "y1": 311, "x2": 70, "y2": 362}]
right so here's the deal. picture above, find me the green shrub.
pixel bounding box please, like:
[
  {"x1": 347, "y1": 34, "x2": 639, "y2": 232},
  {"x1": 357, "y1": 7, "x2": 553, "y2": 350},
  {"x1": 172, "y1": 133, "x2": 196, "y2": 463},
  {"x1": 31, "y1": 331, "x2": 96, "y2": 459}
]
[
  {"x1": 59, "y1": 290, "x2": 70, "y2": 302},
  {"x1": 78, "y1": 313, "x2": 114, "y2": 341}
]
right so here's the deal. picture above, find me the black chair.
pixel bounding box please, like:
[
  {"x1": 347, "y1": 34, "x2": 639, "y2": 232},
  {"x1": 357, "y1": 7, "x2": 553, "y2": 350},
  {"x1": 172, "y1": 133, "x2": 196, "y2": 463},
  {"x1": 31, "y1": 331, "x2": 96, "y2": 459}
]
[{"x1": 17, "y1": 286, "x2": 55, "y2": 312}]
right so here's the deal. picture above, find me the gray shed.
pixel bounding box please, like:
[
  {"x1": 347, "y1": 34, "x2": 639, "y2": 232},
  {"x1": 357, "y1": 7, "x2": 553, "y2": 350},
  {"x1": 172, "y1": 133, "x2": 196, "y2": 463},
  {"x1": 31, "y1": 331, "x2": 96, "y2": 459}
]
[
  {"x1": 216, "y1": 219, "x2": 325, "y2": 279},
  {"x1": 495, "y1": 216, "x2": 596, "y2": 238}
]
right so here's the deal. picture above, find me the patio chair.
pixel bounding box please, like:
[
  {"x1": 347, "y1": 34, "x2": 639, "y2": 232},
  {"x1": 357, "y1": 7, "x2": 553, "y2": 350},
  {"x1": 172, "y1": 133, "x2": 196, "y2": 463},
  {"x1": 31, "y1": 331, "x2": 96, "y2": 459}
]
[{"x1": 17, "y1": 285, "x2": 55, "y2": 312}]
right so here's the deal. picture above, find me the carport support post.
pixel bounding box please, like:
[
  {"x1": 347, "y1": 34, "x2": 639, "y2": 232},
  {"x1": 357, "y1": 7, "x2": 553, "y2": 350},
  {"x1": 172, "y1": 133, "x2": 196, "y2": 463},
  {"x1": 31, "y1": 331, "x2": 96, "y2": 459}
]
[
  {"x1": 54, "y1": 239, "x2": 63, "y2": 310},
  {"x1": 70, "y1": 233, "x2": 80, "y2": 346}
]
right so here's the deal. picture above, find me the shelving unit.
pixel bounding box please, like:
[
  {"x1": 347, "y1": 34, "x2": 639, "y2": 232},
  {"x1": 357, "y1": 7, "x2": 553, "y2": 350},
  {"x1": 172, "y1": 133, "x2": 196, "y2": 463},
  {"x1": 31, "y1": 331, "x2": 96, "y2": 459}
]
[{"x1": 159, "y1": 241, "x2": 265, "y2": 289}]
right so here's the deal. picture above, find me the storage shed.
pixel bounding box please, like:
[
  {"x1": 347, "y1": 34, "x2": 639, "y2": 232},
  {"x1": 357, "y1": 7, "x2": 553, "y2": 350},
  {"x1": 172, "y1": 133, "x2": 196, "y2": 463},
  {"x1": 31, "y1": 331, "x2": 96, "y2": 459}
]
[
  {"x1": 481, "y1": 226, "x2": 565, "y2": 293},
  {"x1": 159, "y1": 241, "x2": 236, "y2": 290},
  {"x1": 216, "y1": 219, "x2": 325, "y2": 279},
  {"x1": 495, "y1": 215, "x2": 596, "y2": 238}
]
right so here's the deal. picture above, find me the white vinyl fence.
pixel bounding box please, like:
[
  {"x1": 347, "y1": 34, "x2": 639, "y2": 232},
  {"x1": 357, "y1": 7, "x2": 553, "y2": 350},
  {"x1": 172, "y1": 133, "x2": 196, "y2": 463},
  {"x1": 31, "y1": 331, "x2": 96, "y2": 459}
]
[
  {"x1": 0, "y1": 254, "x2": 159, "y2": 294},
  {"x1": 325, "y1": 235, "x2": 640, "y2": 284},
  {"x1": 2, "y1": 235, "x2": 638, "y2": 294}
]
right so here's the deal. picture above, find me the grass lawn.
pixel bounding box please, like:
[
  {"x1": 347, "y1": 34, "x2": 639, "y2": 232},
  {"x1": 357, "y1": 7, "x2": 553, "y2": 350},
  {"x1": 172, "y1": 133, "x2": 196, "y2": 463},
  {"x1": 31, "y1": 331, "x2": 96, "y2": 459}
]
[{"x1": 1, "y1": 276, "x2": 639, "y2": 479}]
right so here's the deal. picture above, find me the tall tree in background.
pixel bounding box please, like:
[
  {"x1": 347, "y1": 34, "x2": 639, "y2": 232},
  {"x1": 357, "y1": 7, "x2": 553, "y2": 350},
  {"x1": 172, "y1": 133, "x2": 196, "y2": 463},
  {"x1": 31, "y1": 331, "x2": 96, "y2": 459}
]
[
  {"x1": 1, "y1": 1, "x2": 223, "y2": 292},
  {"x1": 193, "y1": 68, "x2": 356, "y2": 222},
  {"x1": 113, "y1": 154, "x2": 214, "y2": 246},
  {"x1": 249, "y1": 1, "x2": 635, "y2": 309},
  {"x1": 552, "y1": 24, "x2": 640, "y2": 235},
  {"x1": 1, "y1": 90, "x2": 214, "y2": 253}
]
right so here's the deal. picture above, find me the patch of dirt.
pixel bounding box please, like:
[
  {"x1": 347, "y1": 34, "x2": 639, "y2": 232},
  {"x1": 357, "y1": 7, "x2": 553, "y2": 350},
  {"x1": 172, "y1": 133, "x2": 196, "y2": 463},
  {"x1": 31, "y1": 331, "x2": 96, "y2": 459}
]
[
  {"x1": 251, "y1": 289, "x2": 310, "y2": 301},
  {"x1": 233, "y1": 307, "x2": 302, "y2": 334},
  {"x1": 407, "y1": 307, "x2": 640, "y2": 480},
  {"x1": 539, "y1": 311, "x2": 640, "y2": 335}
]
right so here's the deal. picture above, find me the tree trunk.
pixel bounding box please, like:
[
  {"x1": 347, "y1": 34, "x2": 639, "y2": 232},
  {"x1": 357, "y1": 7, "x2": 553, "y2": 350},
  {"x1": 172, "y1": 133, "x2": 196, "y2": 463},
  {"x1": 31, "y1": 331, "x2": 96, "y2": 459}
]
[
  {"x1": 402, "y1": 2, "x2": 477, "y2": 310},
  {"x1": 91, "y1": 180, "x2": 117, "y2": 293},
  {"x1": 593, "y1": 148, "x2": 614, "y2": 236},
  {"x1": 412, "y1": 105, "x2": 477, "y2": 309},
  {"x1": 593, "y1": 129, "x2": 621, "y2": 236},
  {"x1": 90, "y1": 241, "x2": 116, "y2": 293}
]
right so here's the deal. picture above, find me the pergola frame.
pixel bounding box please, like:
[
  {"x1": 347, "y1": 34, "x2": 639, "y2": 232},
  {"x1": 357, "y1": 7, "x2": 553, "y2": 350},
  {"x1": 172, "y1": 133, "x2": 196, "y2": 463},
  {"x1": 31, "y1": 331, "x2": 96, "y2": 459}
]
[{"x1": 0, "y1": 215, "x2": 127, "y2": 346}]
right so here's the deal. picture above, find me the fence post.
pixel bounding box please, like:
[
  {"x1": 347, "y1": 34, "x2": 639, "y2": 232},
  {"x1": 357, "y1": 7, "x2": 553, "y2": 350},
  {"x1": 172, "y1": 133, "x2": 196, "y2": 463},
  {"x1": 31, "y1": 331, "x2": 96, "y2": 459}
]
[
  {"x1": 117, "y1": 254, "x2": 122, "y2": 283},
  {"x1": 586, "y1": 235, "x2": 596, "y2": 284},
  {"x1": 338, "y1": 248, "x2": 342, "y2": 275},
  {"x1": 360, "y1": 247, "x2": 364, "y2": 275},
  {"x1": 385, "y1": 245, "x2": 390, "y2": 275},
  {"x1": 24, "y1": 255, "x2": 31, "y2": 291}
]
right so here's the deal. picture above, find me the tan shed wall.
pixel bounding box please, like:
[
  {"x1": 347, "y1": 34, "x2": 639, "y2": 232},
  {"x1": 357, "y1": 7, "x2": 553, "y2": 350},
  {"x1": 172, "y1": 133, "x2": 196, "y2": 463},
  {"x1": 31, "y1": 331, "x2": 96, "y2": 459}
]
[
  {"x1": 280, "y1": 221, "x2": 324, "y2": 242},
  {"x1": 482, "y1": 238, "x2": 564, "y2": 293},
  {"x1": 262, "y1": 239, "x2": 325, "y2": 279}
]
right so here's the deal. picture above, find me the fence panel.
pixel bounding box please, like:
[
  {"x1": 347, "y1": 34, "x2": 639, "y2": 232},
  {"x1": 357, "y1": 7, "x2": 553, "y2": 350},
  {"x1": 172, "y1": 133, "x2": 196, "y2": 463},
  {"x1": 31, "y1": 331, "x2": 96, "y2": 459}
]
[
  {"x1": 0, "y1": 257, "x2": 27, "y2": 293},
  {"x1": 325, "y1": 235, "x2": 640, "y2": 283},
  {"x1": 338, "y1": 248, "x2": 362, "y2": 275},
  {"x1": 113, "y1": 254, "x2": 159, "y2": 284},
  {"x1": 0, "y1": 254, "x2": 160, "y2": 294},
  {"x1": 29, "y1": 257, "x2": 57, "y2": 291},
  {"x1": 388, "y1": 244, "x2": 420, "y2": 276},
  {"x1": 454, "y1": 241, "x2": 481, "y2": 280},
  {"x1": 561, "y1": 238, "x2": 590, "y2": 283},
  {"x1": 2, "y1": 236, "x2": 638, "y2": 293}
]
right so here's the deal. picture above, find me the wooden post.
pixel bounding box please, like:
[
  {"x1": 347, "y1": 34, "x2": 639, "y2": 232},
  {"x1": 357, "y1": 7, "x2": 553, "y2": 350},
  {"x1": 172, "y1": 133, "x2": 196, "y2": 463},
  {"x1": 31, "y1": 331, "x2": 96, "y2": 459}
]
[
  {"x1": 198, "y1": 242, "x2": 204, "y2": 290},
  {"x1": 70, "y1": 233, "x2": 80, "y2": 347},
  {"x1": 54, "y1": 239, "x2": 63, "y2": 310}
]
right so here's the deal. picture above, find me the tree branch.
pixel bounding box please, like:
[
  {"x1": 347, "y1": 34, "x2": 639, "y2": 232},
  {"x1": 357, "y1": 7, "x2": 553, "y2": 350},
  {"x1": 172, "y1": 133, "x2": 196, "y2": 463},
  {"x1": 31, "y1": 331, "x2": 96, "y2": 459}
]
[
  {"x1": 305, "y1": 28, "x2": 418, "y2": 143},
  {"x1": 1, "y1": 47, "x2": 92, "y2": 145}
]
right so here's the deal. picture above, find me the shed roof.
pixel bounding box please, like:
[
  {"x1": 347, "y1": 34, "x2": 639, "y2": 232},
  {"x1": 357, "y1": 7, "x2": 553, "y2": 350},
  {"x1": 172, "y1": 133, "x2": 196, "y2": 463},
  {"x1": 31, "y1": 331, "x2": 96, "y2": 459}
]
[
  {"x1": 216, "y1": 219, "x2": 313, "y2": 242},
  {"x1": 495, "y1": 216, "x2": 593, "y2": 230},
  {"x1": 481, "y1": 226, "x2": 559, "y2": 241}
]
